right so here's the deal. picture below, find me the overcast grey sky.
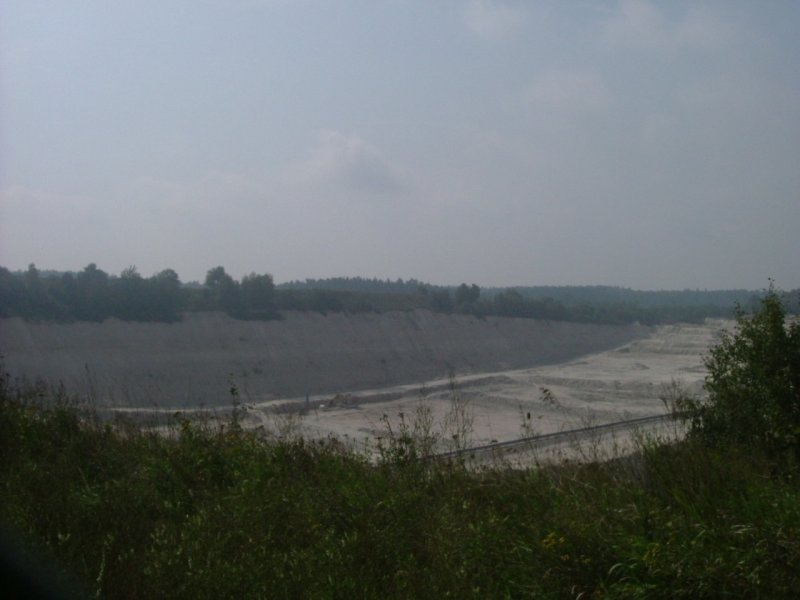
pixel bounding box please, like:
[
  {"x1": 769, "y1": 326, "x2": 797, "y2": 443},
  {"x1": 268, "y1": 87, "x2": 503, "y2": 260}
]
[{"x1": 1, "y1": 1, "x2": 798, "y2": 289}]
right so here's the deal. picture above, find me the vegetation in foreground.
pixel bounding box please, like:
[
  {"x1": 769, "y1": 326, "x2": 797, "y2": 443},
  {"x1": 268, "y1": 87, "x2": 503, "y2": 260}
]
[{"x1": 1, "y1": 289, "x2": 799, "y2": 598}]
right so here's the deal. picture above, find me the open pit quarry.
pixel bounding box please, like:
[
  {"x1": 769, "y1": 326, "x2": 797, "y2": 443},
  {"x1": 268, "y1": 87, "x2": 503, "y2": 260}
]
[{"x1": 0, "y1": 310, "x2": 729, "y2": 461}]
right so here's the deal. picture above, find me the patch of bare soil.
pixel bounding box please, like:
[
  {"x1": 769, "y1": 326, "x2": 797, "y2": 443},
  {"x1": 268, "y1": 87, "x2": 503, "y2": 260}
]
[{"x1": 241, "y1": 320, "x2": 730, "y2": 459}]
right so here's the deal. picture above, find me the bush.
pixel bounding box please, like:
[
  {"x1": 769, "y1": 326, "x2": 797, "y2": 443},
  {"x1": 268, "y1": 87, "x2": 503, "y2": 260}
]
[{"x1": 683, "y1": 285, "x2": 800, "y2": 460}]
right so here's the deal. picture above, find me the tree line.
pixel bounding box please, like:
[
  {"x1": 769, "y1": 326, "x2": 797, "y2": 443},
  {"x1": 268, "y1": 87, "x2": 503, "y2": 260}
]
[
  {"x1": 2, "y1": 264, "x2": 792, "y2": 325},
  {"x1": 279, "y1": 276, "x2": 431, "y2": 295},
  {"x1": 0, "y1": 264, "x2": 185, "y2": 322},
  {"x1": 0, "y1": 264, "x2": 278, "y2": 322},
  {"x1": 282, "y1": 277, "x2": 767, "y2": 309},
  {"x1": 423, "y1": 286, "x2": 746, "y2": 325}
]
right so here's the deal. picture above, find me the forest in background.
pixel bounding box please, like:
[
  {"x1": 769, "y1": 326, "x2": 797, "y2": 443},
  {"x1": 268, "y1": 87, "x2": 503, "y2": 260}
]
[{"x1": 2, "y1": 263, "x2": 796, "y2": 326}]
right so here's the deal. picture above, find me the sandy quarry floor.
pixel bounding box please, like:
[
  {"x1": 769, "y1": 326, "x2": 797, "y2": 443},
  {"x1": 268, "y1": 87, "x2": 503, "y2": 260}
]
[{"x1": 227, "y1": 320, "x2": 730, "y2": 459}]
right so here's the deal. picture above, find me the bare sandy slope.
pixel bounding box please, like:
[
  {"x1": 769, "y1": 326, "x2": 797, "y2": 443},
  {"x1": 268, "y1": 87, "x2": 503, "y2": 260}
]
[
  {"x1": 246, "y1": 320, "x2": 729, "y2": 456},
  {"x1": 0, "y1": 310, "x2": 646, "y2": 407}
]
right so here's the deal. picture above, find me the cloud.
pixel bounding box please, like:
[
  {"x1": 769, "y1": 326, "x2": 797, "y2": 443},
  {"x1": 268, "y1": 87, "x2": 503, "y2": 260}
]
[
  {"x1": 0, "y1": 185, "x2": 97, "y2": 221},
  {"x1": 525, "y1": 70, "x2": 612, "y2": 115},
  {"x1": 131, "y1": 171, "x2": 266, "y2": 216},
  {"x1": 0, "y1": 185, "x2": 112, "y2": 270},
  {"x1": 675, "y1": 6, "x2": 738, "y2": 50},
  {"x1": 288, "y1": 131, "x2": 407, "y2": 195},
  {"x1": 464, "y1": 0, "x2": 526, "y2": 41},
  {"x1": 602, "y1": 0, "x2": 736, "y2": 52}
]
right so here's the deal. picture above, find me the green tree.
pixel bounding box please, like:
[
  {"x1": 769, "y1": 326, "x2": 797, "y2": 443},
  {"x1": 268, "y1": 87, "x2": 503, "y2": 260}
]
[
  {"x1": 75, "y1": 263, "x2": 110, "y2": 321},
  {"x1": 455, "y1": 283, "x2": 480, "y2": 307},
  {"x1": 493, "y1": 290, "x2": 527, "y2": 317},
  {"x1": 204, "y1": 266, "x2": 241, "y2": 314},
  {"x1": 240, "y1": 273, "x2": 276, "y2": 318},
  {"x1": 115, "y1": 266, "x2": 146, "y2": 320},
  {"x1": 684, "y1": 285, "x2": 800, "y2": 459},
  {"x1": 429, "y1": 290, "x2": 454, "y2": 314},
  {"x1": 310, "y1": 289, "x2": 343, "y2": 313},
  {"x1": 150, "y1": 268, "x2": 184, "y2": 321},
  {"x1": 21, "y1": 263, "x2": 55, "y2": 317}
]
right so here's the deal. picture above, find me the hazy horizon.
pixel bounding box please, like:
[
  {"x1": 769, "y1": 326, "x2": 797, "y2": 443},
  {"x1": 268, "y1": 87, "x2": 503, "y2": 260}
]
[{"x1": 2, "y1": 1, "x2": 798, "y2": 290}]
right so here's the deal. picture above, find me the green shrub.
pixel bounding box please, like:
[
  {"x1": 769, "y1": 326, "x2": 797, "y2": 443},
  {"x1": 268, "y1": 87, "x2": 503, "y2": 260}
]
[{"x1": 682, "y1": 285, "x2": 800, "y2": 460}]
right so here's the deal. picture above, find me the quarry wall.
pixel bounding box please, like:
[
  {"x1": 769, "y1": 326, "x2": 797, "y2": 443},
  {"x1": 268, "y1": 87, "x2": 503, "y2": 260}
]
[{"x1": 0, "y1": 310, "x2": 648, "y2": 407}]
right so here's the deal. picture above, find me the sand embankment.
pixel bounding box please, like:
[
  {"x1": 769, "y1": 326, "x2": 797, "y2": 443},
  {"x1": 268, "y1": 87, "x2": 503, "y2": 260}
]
[
  {"x1": 283, "y1": 320, "x2": 726, "y2": 454},
  {"x1": 0, "y1": 310, "x2": 647, "y2": 407}
]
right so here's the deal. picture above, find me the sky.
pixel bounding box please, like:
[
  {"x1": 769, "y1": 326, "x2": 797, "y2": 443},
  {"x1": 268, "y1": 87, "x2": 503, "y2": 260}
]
[{"x1": 1, "y1": 0, "x2": 798, "y2": 290}]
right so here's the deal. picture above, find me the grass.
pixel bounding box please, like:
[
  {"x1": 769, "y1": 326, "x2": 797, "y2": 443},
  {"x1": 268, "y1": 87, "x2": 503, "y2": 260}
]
[{"x1": 1, "y1": 372, "x2": 799, "y2": 598}]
